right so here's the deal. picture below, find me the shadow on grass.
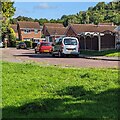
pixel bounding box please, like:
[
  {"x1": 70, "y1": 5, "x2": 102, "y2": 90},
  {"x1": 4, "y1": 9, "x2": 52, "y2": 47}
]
[
  {"x1": 2, "y1": 86, "x2": 120, "y2": 119},
  {"x1": 80, "y1": 50, "x2": 120, "y2": 56}
]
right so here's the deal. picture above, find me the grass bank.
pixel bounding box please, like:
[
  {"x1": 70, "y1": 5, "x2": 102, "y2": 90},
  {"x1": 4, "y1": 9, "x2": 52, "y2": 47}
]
[
  {"x1": 2, "y1": 62, "x2": 120, "y2": 119},
  {"x1": 80, "y1": 50, "x2": 120, "y2": 57}
]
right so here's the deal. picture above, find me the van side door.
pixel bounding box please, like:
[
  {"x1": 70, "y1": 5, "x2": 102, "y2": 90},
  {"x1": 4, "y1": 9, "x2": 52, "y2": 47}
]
[{"x1": 54, "y1": 38, "x2": 62, "y2": 53}]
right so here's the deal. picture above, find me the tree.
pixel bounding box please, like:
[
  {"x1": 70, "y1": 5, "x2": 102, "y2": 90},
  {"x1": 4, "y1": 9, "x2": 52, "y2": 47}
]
[
  {"x1": 1, "y1": 0, "x2": 16, "y2": 46},
  {"x1": 38, "y1": 18, "x2": 49, "y2": 25}
]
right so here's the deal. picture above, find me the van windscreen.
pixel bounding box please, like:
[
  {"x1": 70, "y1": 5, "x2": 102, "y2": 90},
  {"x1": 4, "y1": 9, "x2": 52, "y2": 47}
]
[{"x1": 64, "y1": 39, "x2": 77, "y2": 45}]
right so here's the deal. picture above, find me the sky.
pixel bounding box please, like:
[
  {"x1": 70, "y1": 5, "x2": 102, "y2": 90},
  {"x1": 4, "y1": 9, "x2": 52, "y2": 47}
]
[{"x1": 13, "y1": 2, "x2": 99, "y2": 20}]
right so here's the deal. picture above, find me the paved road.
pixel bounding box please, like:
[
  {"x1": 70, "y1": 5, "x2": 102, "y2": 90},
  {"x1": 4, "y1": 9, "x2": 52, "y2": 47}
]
[{"x1": 1, "y1": 48, "x2": 119, "y2": 68}]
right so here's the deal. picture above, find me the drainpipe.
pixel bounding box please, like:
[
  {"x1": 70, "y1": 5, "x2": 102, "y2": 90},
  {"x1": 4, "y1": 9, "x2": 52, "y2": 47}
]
[
  {"x1": 98, "y1": 33, "x2": 101, "y2": 51},
  {"x1": 115, "y1": 32, "x2": 117, "y2": 49}
]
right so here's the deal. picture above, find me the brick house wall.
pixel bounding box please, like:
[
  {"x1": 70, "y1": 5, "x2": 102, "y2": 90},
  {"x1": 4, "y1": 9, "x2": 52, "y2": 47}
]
[{"x1": 20, "y1": 29, "x2": 41, "y2": 40}]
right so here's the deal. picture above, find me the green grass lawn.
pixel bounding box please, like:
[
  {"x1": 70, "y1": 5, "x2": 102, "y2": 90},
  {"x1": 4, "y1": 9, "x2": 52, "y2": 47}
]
[
  {"x1": 80, "y1": 50, "x2": 120, "y2": 57},
  {"x1": 2, "y1": 62, "x2": 120, "y2": 119}
]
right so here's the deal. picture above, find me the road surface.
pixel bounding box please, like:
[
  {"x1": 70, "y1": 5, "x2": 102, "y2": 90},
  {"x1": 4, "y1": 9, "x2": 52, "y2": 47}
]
[{"x1": 1, "y1": 48, "x2": 119, "y2": 68}]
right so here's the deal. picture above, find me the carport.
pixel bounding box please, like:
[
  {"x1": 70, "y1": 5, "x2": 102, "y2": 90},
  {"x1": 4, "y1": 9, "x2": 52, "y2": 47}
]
[
  {"x1": 65, "y1": 23, "x2": 116, "y2": 51},
  {"x1": 78, "y1": 31, "x2": 115, "y2": 51}
]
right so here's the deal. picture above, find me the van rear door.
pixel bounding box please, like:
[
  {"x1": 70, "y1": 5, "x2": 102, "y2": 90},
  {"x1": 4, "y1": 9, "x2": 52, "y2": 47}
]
[{"x1": 63, "y1": 37, "x2": 79, "y2": 54}]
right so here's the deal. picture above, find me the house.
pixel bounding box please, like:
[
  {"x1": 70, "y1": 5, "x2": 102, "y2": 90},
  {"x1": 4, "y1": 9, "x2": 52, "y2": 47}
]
[
  {"x1": 42, "y1": 23, "x2": 66, "y2": 42},
  {"x1": 17, "y1": 21, "x2": 41, "y2": 42},
  {"x1": 11, "y1": 24, "x2": 19, "y2": 40},
  {"x1": 44, "y1": 27, "x2": 66, "y2": 42},
  {"x1": 42, "y1": 23, "x2": 64, "y2": 34},
  {"x1": 65, "y1": 23, "x2": 116, "y2": 51}
]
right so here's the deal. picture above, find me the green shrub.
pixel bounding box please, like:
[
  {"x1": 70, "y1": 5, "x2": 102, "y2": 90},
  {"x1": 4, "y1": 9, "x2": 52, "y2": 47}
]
[
  {"x1": 24, "y1": 41, "x2": 32, "y2": 48},
  {"x1": 16, "y1": 41, "x2": 21, "y2": 45},
  {"x1": 10, "y1": 41, "x2": 16, "y2": 47}
]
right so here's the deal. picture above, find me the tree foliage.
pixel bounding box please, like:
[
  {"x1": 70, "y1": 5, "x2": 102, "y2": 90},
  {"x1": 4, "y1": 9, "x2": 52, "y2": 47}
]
[
  {"x1": 1, "y1": 0, "x2": 16, "y2": 43},
  {"x1": 10, "y1": 2, "x2": 120, "y2": 26}
]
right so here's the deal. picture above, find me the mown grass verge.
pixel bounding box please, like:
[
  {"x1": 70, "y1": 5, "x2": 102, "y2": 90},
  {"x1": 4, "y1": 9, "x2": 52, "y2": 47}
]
[
  {"x1": 80, "y1": 50, "x2": 120, "y2": 57},
  {"x1": 2, "y1": 62, "x2": 120, "y2": 119}
]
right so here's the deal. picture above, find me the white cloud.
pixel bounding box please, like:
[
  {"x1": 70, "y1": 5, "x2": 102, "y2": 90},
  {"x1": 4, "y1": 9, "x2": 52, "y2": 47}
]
[
  {"x1": 34, "y1": 3, "x2": 57, "y2": 9},
  {"x1": 13, "y1": 8, "x2": 30, "y2": 18}
]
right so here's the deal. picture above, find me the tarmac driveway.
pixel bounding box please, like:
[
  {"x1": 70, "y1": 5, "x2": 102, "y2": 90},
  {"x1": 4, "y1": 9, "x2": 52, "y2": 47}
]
[{"x1": 1, "y1": 48, "x2": 119, "y2": 68}]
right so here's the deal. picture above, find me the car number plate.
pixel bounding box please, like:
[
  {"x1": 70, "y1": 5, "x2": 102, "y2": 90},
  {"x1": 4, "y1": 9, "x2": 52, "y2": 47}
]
[
  {"x1": 44, "y1": 50, "x2": 49, "y2": 52},
  {"x1": 68, "y1": 50, "x2": 73, "y2": 52}
]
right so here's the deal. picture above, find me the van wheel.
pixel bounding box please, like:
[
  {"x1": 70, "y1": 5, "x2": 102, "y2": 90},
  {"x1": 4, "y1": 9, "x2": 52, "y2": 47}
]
[
  {"x1": 75, "y1": 54, "x2": 79, "y2": 58},
  {"x1": 58, "y1": 51, "x2": 61, "y2": 58}
]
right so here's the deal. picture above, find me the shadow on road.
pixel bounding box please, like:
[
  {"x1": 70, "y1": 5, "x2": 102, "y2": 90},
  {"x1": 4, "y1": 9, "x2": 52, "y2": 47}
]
[
  {"x1": 13, "y1": 53, "x2": 53, "y2": 58},
  {"x1": 13, "y1": 53, "x2": 80, "y2": 59}
]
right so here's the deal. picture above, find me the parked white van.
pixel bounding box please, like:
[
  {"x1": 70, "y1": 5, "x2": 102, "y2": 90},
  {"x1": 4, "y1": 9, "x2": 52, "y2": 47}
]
[{"x1": 52, "y1": 37, "x2": 80, "y2": 57}]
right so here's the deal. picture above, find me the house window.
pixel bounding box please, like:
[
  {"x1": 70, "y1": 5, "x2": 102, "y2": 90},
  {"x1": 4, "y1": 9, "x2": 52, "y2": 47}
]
[
  {"x1": 24, "y1": 29, "x2": 31, "y2": 34},
  {"x1": 23, "y1": 38, "x2": 31, "y2": 41},
  {"x1": 34, "y1": 29, "x2": 38, "y2": 34}
]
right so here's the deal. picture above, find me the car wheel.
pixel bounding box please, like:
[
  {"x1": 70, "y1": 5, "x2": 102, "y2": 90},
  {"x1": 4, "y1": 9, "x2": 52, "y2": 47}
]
[
  {"x1": 52, "y1": 53, "x2": 55, "y2": 57},
  {"x1": 35, "y1": 50, "x2": 37, "y2": 54}
]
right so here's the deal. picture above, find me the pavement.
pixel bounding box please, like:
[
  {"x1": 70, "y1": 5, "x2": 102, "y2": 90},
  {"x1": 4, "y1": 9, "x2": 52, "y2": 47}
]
[{"x1": 79, "y1": 54, "x2": 120, "y2": 61}]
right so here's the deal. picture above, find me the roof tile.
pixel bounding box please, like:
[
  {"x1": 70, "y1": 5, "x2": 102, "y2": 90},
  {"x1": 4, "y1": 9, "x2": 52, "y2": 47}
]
[
  {"x1": 17, "y1": 21, "x2": 40, "y2": 29},
  {"x1": 47, "y1": 27, "x2": 66, "y2": 35}
]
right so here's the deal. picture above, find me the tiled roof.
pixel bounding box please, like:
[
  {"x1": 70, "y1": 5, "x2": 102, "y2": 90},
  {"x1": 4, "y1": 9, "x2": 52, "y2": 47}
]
[
  {"x1": 70, "y1": 24, "x2": 116, "y2": 34},
  {"x1": 70, "y1": 24, "x2": 96, "y2": 33},
  {"x1": 17, "y1": 21, "x2": 40, "y2": 29},
  {"x1": 98, "y1": 23, "x2": 114, "y2": 26},
  {"x1": 47, "y1": 27, "x2": 67, "y2": 35},
  {"x1": 96, "y1": 25, "x2": 116, "y2": 32},
  {"x1": 11, "y1": 24, "x2": 17, "y2": 33},
  {"x1": 44, "y1": 23, "x2": 64, "y2": 28}
]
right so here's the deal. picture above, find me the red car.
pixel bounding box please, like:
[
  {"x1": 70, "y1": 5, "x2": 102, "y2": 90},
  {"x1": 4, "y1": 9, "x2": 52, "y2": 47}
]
[{"x1": 35, "y1": 42, "x2": 53, "y2": 54}]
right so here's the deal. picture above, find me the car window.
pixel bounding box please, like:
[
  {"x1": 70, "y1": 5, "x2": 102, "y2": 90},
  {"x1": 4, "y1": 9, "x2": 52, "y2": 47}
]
[
  {"x1": 64, "y1": 39, "x2": 77, "y2": 45},
  {"x1": 19, "y1": 42, "x2": 25, "y2": 45},
  {"x1": 41, "y1": 43, "x2": 51, "y2": 46}
]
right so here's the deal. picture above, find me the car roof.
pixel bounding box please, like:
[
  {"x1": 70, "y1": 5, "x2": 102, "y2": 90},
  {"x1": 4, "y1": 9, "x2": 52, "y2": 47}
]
[{"x1": 41, "y1": 42, "x2": 51, "y2": 44}]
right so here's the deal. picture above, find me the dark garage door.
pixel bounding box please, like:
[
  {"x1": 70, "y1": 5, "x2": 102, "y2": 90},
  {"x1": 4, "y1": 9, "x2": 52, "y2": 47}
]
[{"x1": 101, "y1": 34, "x2": 115, "y2": 50}]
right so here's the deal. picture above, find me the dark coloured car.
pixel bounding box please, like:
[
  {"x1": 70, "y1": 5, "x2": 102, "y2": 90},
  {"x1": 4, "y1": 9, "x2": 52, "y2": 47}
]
[{"x1": 16, "y1": 42, "x2": 27, "y2": 49}]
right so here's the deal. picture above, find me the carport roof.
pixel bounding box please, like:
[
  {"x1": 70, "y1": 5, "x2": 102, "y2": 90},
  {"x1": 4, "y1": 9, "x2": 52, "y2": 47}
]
[{"x1": 69, "y1": 24, "x2": 116, "y2": 34}]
